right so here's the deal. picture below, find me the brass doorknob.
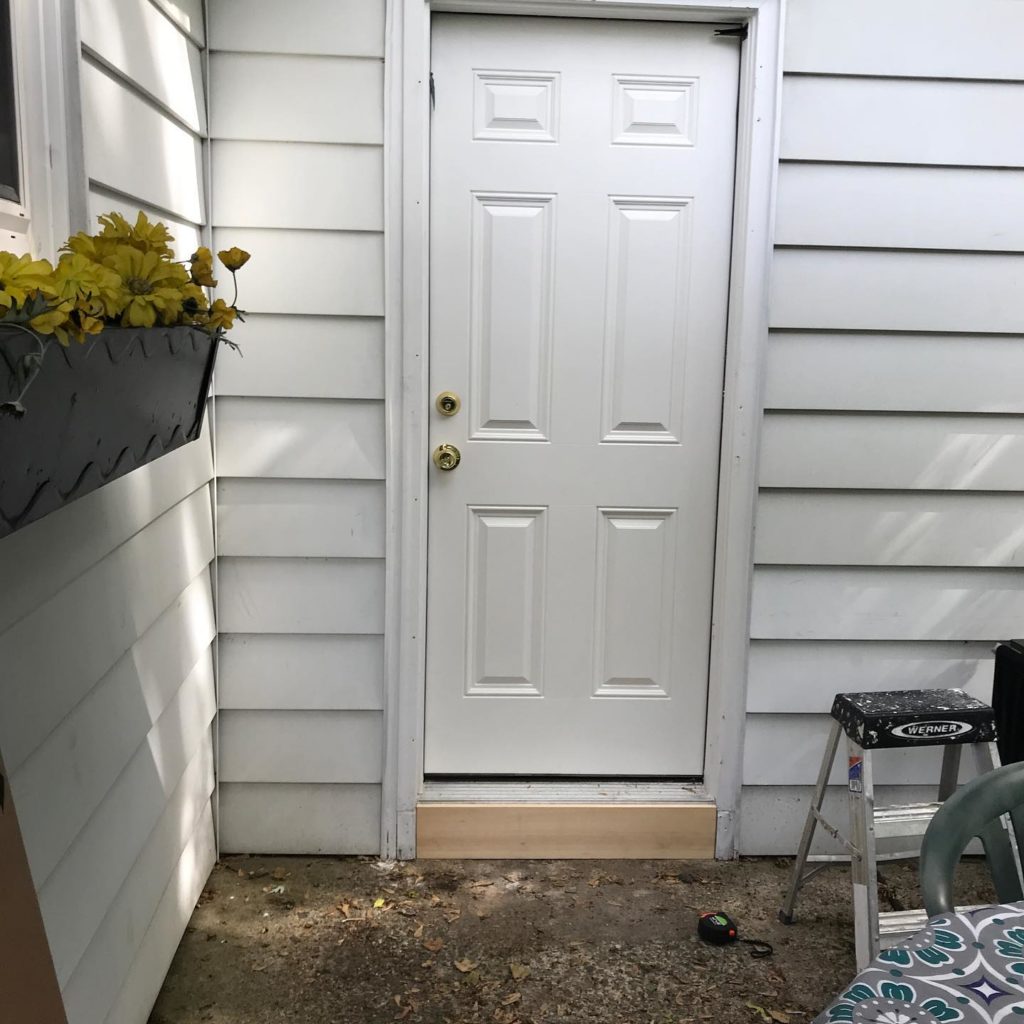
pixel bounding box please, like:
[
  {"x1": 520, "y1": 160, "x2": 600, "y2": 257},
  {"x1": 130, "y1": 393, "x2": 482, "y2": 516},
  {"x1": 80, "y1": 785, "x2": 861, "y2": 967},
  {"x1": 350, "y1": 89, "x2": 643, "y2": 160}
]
[
  {"x1": 436, "y1": 391, "x2": 461, "y2": 416},
  {"x1": 432, "y1": 443, "x2": 461, "y2": 471}
]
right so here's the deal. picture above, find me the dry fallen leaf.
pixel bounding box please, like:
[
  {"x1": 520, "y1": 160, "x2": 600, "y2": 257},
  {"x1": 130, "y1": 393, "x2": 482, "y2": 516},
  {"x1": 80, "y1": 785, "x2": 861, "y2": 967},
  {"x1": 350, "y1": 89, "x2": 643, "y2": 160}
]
[
  {"x1": 444, "y1": 909, "x2": 463, "y2": 923},
  {"x1": 454, "y1": 958, "x2": 478, "y2": 973},
  {"x1": 769, "y1": 1013, "x2": 790, "y2": 1024},
  {"x1": 746, "y1": 1003, "x2": 772, "y2": 1023},
  {"x1": 423, "y1": 938, "x2": 445, "y2": 953},
  {"x1": 509, "y1": 963, "x2": 531, "y2": 981},
  {"x1": 501, "y1": 993, "x2": 522, "y2": 1006},
  {"x1": 413, "y1": 922, "x2": 425, "y2": 938},
  {"x1": 374, "y1": 898, "x2": 387, "y2": 909},
  {"x1": 471, "y1": 880, "x2": 494, "y2": 889},
  {"x1": 272, "y1": 867, "x2": 288, "y2": 881}
]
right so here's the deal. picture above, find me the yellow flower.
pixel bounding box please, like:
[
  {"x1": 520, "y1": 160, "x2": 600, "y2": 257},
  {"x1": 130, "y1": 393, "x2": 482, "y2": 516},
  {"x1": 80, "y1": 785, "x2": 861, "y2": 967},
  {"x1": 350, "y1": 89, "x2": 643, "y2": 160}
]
[
  {"x1": 96, "y1": 211, "x2": 175, "y2": 257},
  {"x1": 204, "y1": 298, "x2": 237, "y2": 332},
  {"x1": 0, "y1": 252, "x2": 55, "y2": 311},
  {"x1": 53, "y1": 253, "x2": 122, "y2": 319},
  {"x1": 105, "y1": 246, "x2": 190, "y2": 328},
  {"x1": 28, "y1": 301, "x2": 73, "y2": 341},
  {"x1": 180, "y1": 282, "x2": 209, "y2": 319},
  {"x1": 189, "y1": 246, "x2": 218, "y2": 287},
  {"x1": 62, "y1": 231, "x2": 120, "y2": 262},
  {"x1": 74, "y1": 312, "x2": 105, "y2": 338},
  {"x1": 217, "y1": 247, "x2": 250, "y2": 272}
]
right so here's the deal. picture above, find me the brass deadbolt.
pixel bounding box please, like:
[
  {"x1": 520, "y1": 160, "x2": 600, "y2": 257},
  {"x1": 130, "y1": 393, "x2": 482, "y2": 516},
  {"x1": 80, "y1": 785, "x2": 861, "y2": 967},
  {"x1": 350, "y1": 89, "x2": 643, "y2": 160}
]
[
  {"x1": 436, "y1": 391, "x2": 461, "y2": 416},
  {"x1": 432, "y1": 443, "x2": 461, "y2": 471}
]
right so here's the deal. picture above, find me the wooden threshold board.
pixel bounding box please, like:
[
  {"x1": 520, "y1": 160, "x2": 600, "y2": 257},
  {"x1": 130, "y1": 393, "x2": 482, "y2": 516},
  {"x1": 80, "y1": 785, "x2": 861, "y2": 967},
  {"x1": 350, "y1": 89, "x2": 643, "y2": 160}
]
[{"x1": 416, "y1": 802, "x2": 716, "y2": 859}]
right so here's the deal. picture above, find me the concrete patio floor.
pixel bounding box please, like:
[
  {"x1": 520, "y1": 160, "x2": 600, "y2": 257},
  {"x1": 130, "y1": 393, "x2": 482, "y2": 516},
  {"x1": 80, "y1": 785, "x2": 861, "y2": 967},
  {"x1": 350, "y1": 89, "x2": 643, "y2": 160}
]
[{"x1": 151, "y1": 855, "x2": 995, "y2": 1024}]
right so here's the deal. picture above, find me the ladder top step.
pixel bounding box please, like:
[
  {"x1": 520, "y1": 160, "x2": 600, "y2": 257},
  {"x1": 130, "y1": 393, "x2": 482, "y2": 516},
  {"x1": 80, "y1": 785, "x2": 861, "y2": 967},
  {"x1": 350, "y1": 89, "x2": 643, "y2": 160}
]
[{"x1": 831, "y1": 689, "x2": 995, "y2": 749}]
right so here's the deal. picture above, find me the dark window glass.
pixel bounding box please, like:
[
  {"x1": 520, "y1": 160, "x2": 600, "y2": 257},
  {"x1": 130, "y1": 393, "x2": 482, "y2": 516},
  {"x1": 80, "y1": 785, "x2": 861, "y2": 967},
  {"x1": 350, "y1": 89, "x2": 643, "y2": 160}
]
[{"x1": 0, "y1": 0, "x2": 19, "y2": 203}]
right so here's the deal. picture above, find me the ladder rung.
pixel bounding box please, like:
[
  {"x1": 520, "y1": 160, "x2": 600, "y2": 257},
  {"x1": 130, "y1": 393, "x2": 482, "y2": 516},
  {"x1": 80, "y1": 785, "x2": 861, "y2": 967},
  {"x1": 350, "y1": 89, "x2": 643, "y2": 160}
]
[
  {"x1": 879, "y1": 905, "x2": 986, "y2": 945},
  {"x1": 878, "y1": 908, "x2": 929, "y2": 943},
  {"x1": 873, "y1": 802, "x2": 942, "y2": 839}
]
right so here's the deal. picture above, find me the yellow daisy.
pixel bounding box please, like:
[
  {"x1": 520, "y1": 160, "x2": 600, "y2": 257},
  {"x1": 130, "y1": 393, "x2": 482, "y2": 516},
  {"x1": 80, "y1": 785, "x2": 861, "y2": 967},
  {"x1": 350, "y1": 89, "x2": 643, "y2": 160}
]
[
  {"x1": 0, "y1": 252, "x2": 55, "y2": 312},
  {"x1": 105, "y1": 246, "x2": 190, "y2": 328}
]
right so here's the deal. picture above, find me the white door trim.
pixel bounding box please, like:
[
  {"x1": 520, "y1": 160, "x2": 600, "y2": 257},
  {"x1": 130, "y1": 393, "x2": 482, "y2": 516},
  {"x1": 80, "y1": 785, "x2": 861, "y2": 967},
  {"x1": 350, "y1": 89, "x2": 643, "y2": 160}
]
[{"x1": 382, "y1": 0, "x2": 784, "y2": 859}]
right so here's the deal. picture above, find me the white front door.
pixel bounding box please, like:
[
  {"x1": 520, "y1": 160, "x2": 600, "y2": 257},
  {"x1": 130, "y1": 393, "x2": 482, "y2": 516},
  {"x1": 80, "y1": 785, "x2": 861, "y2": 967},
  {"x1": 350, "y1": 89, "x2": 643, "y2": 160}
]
[{"x1": 424, "y1": 14, "x2": 739, "y2": 776}]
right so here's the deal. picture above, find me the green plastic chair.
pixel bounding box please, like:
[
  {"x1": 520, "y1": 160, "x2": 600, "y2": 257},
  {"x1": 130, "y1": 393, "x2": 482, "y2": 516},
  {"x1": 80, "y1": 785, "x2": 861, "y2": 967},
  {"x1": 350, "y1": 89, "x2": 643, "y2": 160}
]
[{"x1": 919, "y1": 761, "x2": 1024, "y2": 916}]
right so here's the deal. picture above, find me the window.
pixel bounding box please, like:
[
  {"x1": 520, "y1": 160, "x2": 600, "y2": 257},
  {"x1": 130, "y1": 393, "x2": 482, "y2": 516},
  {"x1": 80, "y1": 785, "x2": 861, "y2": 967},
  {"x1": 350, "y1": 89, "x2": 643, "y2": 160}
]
[
  {"x1": 0, "y1": 0, "x2": 18, "y2": 204},
  {"x1": 0, "y1": 0, "x2": 75, "y2": 256}
]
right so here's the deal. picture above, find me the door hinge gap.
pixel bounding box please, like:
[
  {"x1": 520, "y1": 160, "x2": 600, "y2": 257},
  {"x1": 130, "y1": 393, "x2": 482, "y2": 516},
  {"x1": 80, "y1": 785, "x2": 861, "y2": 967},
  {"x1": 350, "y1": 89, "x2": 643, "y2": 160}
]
[{"x1": 714, "y1": 25, "x2": 748, "y2": 40}]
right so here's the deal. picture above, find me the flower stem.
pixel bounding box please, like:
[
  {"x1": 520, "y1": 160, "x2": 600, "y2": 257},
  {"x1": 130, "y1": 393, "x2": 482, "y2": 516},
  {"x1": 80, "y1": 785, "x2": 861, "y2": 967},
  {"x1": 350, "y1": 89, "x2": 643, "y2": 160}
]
[{"x1": 0, "y1": 324, "x2": 51, "y2": 414}]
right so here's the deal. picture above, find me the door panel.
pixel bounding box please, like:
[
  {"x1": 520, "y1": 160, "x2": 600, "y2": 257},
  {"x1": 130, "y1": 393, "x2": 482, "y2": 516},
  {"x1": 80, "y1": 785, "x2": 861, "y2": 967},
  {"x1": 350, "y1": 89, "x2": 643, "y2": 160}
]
[
  {"x1": 424, "y1": 14, "x2": 740, "y2": 776},
  {"x1": 469, "y1": 193, "x2": 555, "y2": 441},
  {"x1": 603, "y1": 196, "x2": 693, "y2": 442},
  {"x1": 466, "y1": 506, "x2": 547, "y2": 696}
]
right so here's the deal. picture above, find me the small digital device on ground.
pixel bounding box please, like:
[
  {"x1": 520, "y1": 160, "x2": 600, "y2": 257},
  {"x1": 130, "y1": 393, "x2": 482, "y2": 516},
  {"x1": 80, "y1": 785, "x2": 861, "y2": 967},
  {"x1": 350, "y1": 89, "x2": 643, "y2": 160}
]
[
  {"x1": 697, "y1": 911, "x2": 773, "y2": 958},
  {"x1": 698, "y1": 912, "x2": 737, "y2": 944}
]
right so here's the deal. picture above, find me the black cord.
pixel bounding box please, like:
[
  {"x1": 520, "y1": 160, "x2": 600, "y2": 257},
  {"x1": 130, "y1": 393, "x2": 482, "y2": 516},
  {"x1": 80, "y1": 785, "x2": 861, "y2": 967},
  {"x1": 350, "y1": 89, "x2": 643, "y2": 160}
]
[{"x1": 740, "y1": 937, "x2": 774, "y2": 959}]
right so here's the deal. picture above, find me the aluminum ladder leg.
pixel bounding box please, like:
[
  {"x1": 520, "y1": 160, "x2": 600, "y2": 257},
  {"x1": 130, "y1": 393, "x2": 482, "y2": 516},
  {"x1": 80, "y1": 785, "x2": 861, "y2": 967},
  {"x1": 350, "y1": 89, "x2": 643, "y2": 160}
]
[{"x1": 780, "y1": 725, "x2": 998, "y2": 969}]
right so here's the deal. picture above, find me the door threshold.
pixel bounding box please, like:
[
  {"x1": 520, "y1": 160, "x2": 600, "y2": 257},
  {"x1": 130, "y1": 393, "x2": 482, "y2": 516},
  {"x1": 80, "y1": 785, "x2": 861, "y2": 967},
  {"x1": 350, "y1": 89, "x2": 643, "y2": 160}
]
[
  {"x1": 416, "y1": 781, "x2": 716, "y2": 859},
  {"x1": 419, "y1": 779, "x2": 709, "y2": 803}
]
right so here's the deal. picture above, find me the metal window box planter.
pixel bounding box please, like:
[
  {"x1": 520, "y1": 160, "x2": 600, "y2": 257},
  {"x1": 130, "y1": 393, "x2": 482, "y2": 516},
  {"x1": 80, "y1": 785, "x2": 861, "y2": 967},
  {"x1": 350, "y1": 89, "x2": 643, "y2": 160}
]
[{"x1": 0, "y1": 324, "x2": 219, "y2": 538}]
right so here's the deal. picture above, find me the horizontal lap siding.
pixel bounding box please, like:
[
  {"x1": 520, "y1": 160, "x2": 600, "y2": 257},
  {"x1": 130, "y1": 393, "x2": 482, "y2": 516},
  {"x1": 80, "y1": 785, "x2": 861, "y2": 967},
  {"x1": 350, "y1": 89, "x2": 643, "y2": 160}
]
[
  {"x1": 212, "y1": 315, "x2": 383, "y2": 399},
  {"x1": 210, "y1": 0, "x2": 386, "y2": 856},
  {"x1": 775, "y1": 165, "x2": 1024, "y2": 252},
  {"x1": 81, "y1": 56, "x2": 203, "y2": 230},
  {"x1": 742, "y1": 0, "x2": 1024, "y2": 853},
  {"x1": 783, "y1": 0, "x2": 1024, "y2": 80},
  {"x1": 765, "y1": 334, "x2": 1024, "y2": 413},
  {"x1": 781, "y1": 77, "x2": 1024, "y2": 168},
  {"x1": 0, "y1": 485, "x2": 217, "y2": 1020},
  {"x1": 217, "y1": 479, "x2": 385, "y2": 557},
  {"x1": 0, "y1": 4, "x2": 218, "y2": 1017}
]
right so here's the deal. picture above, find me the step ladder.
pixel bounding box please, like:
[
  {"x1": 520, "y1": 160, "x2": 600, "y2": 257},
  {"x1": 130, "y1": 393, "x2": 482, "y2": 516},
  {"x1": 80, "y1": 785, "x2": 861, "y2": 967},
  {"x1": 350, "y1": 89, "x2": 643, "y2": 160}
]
[{"x1": 779, "y1": 688, "x2": 1000, "y2": 970}]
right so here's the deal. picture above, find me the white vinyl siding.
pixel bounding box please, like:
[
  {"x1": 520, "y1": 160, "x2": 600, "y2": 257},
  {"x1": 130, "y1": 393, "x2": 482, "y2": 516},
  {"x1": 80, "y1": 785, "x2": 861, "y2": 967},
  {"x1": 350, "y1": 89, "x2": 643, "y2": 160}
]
[
  {"x1": 0, "y1": 3, "x2": 216, "y2": 1020},
  {"x1": 210, "y1": 0, "x2": 386, "y2": 855},
  {"x1": 1, "y1": 451, "x2": 216, "y2": 1023},
  {"x1": 740, "y1": 0, "x2": 1024, "y2": 853}
]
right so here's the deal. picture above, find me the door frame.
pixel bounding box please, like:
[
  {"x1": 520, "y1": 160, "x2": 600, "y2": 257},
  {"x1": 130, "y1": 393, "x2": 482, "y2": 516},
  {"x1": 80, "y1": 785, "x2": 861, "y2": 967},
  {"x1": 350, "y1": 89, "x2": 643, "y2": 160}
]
[{"x1": 382, "y1": 0, "x2": 784, "y2": 860}]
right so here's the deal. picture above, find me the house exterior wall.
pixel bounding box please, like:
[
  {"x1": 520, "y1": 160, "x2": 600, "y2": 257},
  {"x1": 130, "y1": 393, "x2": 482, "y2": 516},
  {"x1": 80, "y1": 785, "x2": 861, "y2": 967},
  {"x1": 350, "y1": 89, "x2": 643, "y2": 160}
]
[
  {"x1": 209, "y1": 0, "x2": 387, "y2": 854},
  {"x1": 0, "y1": 2, "x2": 217, "y2": 1021},
  {"x1": 738, "y1": 0, "x2": 1024, "y2": 853},
  {"x1": 205, "y1": 0, "x2": 1024, "y2": 857}
]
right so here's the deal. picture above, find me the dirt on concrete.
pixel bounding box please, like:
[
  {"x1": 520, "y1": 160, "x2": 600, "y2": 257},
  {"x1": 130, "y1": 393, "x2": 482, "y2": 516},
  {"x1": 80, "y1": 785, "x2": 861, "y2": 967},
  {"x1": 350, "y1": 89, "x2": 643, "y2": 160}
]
[{"x1": 151, "y1": 856, "x2": 995, "y2": 1024}]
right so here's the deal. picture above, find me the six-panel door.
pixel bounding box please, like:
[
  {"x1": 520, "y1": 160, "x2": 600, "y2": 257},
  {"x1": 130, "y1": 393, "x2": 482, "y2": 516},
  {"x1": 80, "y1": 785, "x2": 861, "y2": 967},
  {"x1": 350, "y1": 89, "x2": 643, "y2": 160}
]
[{"x1": 425, "y1": 14, "x2": 740, "y2": 776}]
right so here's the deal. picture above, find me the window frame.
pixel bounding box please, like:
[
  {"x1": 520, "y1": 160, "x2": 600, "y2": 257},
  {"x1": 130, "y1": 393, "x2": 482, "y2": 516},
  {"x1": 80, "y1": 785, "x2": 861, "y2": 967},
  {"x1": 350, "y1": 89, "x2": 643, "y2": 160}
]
[
  {"x1": 0, "y1": 0, "x2": 81, "y2": 257},
  {"x1": 0, "y1": 0, "x2": 21, "y2": 206}
]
